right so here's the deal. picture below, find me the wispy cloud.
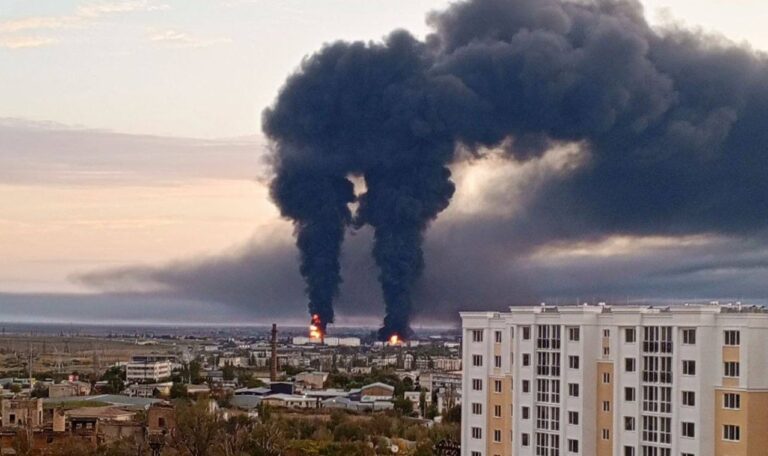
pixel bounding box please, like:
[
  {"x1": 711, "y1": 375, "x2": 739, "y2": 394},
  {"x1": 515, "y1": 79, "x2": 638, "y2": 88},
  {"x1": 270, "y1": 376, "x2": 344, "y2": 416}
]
[
  {"x1": 0, "y1": 1, "x2": 169, "y2": 33},
  {"x1": 149, "y1": 30, "x2": 232, "y2": 48},
  {"x1": 0, "y1": 36, "x2": 57, "y2": 49},
  {"x1": 77, "y1": 0, "x2": 170, "y2": 18}
]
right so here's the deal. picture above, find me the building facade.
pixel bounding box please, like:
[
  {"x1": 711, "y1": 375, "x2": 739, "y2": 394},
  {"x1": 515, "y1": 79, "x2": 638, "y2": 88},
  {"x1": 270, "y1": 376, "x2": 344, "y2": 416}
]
[
  {"x1": 126, "y1": 360, "x2": 172, "y2": 383},
  {"x1": 461, "y1": 303, "x2": 768, "y2": 456}
]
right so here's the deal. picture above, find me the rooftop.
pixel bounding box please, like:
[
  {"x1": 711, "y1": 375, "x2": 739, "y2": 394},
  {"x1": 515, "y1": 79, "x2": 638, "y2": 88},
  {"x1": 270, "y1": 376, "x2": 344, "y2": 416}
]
[{"x1": 461, "y1": 302, "x2": 768, "y2": 318}]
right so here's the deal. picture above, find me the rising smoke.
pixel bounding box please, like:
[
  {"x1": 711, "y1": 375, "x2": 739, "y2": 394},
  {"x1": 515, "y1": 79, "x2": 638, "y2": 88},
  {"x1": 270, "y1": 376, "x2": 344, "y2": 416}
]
[{"x1": 264, "y1": 0, "x2": 768, "y2": 339}]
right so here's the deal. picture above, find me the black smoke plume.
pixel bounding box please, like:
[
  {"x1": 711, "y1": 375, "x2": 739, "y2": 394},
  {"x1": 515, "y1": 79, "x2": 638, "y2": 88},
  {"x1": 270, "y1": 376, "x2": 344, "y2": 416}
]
[{"x1": 264, "y1": 0, "x2": 768, "y2": 338}]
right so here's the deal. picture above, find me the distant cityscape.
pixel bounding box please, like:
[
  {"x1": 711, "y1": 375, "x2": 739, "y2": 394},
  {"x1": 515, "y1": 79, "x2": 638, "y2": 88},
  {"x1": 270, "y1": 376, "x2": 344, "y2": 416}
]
[{"x1": 0, "y1": 323, "x2": 463, "y2": 454}]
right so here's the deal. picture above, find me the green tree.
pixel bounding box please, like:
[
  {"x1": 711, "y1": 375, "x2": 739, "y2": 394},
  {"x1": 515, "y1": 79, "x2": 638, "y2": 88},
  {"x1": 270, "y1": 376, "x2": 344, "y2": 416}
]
[
  {"x1": 426, "y1": 403, "x2": 439, "y2": 420},
  {"x1": 100, "y1": 366, "x2": 125, "y2": 394},
  {"x1": 222, "y1": 363, "x2": 235, "y2": 381},
  {"x1": 170, "y1": 382, "x2": 188, "y2": 399},
  {"x1": 393, "y1": 397, "x2": 414, "y2": 416},
  {"x1": 443, "y1": 405, "x2": 461, "y2": 424},
  {"x1": 181, "y1": 360, "x2": 203, "y2": 384}
]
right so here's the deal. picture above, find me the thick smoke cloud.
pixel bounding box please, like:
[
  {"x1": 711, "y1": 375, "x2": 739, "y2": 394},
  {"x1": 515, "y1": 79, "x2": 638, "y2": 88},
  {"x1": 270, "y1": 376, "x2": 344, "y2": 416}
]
[{"x1": 263, "y1": 0, "x2": 768, "y2": 338}]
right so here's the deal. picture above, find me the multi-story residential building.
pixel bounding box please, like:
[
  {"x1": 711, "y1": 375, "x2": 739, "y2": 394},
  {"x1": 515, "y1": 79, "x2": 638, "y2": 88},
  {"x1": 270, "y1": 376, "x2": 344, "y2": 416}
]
[
  {"x1": 461, "y1": 303, "x2": 768, "y2": 456},
  {"x1": 126, "y1": 360, "x2": 172, "y2": 383}
]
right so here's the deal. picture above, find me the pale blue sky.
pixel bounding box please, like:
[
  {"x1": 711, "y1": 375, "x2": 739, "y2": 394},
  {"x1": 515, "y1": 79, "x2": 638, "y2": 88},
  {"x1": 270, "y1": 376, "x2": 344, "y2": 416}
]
[{"x1": 1, "y1": 0, "x2": 767, "y2": 138}]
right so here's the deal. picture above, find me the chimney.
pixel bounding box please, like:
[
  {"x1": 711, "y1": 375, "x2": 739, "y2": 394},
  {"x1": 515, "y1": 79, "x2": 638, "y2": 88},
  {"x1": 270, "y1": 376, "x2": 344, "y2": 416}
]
[{"x1": 270, "y1": 324, "x2": 278, "y2": 382}]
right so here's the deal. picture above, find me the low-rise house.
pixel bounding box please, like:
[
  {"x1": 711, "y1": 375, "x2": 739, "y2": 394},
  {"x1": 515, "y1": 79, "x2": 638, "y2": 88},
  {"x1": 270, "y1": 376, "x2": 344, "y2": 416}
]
[
  {"x1": 44, "y1": 394, "x2": 162, "y2": 411},
  {"x1": 125, "y1": 382, "x2": 172, "y2": 398},
  {"x1": 1, "y1": 398, "x2": 43, "y2": 428},
  {"x1": 230, "y1": 395, "x2": 262, "y2": 412},
  {"x1": 234, "y1": 387, "x2": 271, "y2": 397},
  {"x1": 146, "y1": 402, "x2": 175, "y2": 438},
  {"x1": 64, "y1": 407, "x2": 137, "y2": 422},
  {"x1": 358, "y1": 383, "x2": 395, "y2": 402},
  {"x1": 322, "y1": 397, "x2": 394, "y2": 412},
  {"x1": 295, "y1": 371, "x2": 328, "y2": 390},
  {"x1": 217, "y1": 356, "x2": 247, "y2": 368},
  {"x1": 185, "y1": 384, "x2": 211, "y2": 397},
  {"x1": 261, "y1": 394, "x2": 319, "y2": 409},
  {"x1": 49, "y1": 381, "x2": 92, "y2": 398}
]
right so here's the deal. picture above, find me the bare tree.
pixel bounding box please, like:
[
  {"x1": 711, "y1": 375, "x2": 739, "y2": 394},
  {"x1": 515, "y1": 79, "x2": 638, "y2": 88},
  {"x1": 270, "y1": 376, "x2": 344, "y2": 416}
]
[{"x1": 172, "y1": 401, "x2": 222, "y2": 456}]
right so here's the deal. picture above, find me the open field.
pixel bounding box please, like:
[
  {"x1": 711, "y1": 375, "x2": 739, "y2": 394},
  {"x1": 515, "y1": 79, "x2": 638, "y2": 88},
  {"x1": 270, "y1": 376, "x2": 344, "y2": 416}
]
[{"x1": 0, "y1": 335, "x2": 182, "y2": 377}]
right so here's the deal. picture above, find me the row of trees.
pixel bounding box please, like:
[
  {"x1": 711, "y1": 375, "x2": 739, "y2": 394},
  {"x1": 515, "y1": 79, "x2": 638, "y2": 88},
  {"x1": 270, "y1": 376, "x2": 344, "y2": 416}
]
[{"x1": 8, "y1": 399, "x2": 460, "y2": 456}]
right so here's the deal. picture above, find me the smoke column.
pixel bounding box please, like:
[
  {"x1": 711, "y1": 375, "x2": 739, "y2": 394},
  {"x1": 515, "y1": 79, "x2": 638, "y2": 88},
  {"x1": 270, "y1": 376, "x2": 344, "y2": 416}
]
[{"x1": 264, "y1": 0, "x2": 768, "y2": 338}]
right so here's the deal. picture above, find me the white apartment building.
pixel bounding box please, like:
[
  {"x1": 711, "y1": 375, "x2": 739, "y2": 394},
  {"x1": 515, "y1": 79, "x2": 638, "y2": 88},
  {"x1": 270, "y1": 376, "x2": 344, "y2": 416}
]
[
  {"x1": 461, "y1": 303, "x2": 768, "y2": 456},
  {"x1": 126, "y1": 360, "x2": 172, "y2": 382}
]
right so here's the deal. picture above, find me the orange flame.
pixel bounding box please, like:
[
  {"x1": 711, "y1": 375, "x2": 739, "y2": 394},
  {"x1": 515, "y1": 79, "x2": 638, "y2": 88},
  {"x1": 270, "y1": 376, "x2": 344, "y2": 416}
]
[
  {"x1": 309, "y1": 314, "x2": 324, "y2": 341},
  {"x1": 389, "y1": 334, "x2": 401, "y2": 345}
]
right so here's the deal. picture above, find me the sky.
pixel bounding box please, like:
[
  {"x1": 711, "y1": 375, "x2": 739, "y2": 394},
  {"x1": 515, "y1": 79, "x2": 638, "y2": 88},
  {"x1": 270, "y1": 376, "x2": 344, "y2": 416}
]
[{"x1": 2, "y1": 0, "x2": 768, "y2": 326}]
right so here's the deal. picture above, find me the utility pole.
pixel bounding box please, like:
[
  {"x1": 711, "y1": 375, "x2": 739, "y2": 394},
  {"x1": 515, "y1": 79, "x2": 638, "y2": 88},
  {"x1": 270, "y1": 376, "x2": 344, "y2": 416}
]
[{"x1": 27, "y1": 341, "x2": 34, "y2": 379}]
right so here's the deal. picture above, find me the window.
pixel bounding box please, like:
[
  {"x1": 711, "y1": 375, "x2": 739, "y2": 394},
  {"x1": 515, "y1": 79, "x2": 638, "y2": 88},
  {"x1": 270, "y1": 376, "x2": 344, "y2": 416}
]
[
  {"x1": 602, "y1": 429, "x2": 610, "y2": 440},
  {"x1": 494, "y1": 355, "x2": 502, "y2": 368},
  {"x1": 494, "y1": 405, "x2": 501, "y2": 417},
  {"x1": 568, "y1": 439, "x2": 579, "y2": 453},
  {"x1": 522, "y1": 353, "x2": 530, "y2": 366},
  {"x1": 604, "y1": 329, "x2": 610, "y2": 337},
  {"x1": 568, "y1": 383, "x2": 580, "y2": 397},
  {"x1": 522, "y1": 326, "x2": 531, "y2": 340},
  {"x1": 494, "y1": 380, "x2": 502, "y2": 393},
  {"x1": 493, "y1": 429, "x2": 501, "y2": 443},
  {"x1": 682, "y1": 422, "x2": 695, "y2": 438},
  {"x1": 724, "y1": 362, "x2": 740, "y2": 378},
  {"x1": 682, "y1": 391, "x2": 695, "y2": 406},
  {"x1": 472, "y1": 354, "x2": 483, "y2": 367},
  {"x1": 682, "y1": 360, "x2": 696, "y2": 376},
  {"x1": 625, "y1": 387, "x2": 636, "y2": 401},
  {"x1": 569, "y1": 355, "x2": 580, "y2": 369},
  {"x1": 568, "y1": 411, "x2": 579, "y2": 425},
  {"x1": 624, "y1": 447, "x2": 635, "y2": 456},
  {"x1": 471, "y1": 452, "x2": 481, "y2": 456},
  {"x1": 522, "y1": 433, "x2": 530, "y2": 446},
  {"x1": 158, "y1": 417, "x2": 166, "y2": 428},
  {"x1": 471, "y1": 330, "x2": 483, "y2": 342},
  {"x1": 625, "y1": 327, "x2": 636, "y2": 343},
  {"x1": 724, "y1": 392, "x2": 741, "y2": 409},
  {"x1": 521, "y1": 406, "x2": 530, "y2": 419},
  {"x1": 471, "y1": 403, "x2": 482, "y2": 415},
  {"x1": 471, "y1": 427, "x2": 482, "y2": 439},
  {"x1": 603, "y1": 372, "x2": 611, "y2": 383},
  {"x1": 603, "y1": 401, "x2": 611, "y2": 412},
  {"x1": 569, "y1": 327, "x2": 580, "y2": 341},
  {"x1": 724, "y1": 330, "x2": 740, "y2": 346},
  {"x1": 472, "y1": 378, "x2": 483, "y2": 391},
  {"x1": 723, "y1": 424, "x2": 741, "y2": 441},
  {"x1": 625, "y1": 357, "x2": 636, "y2": 372},
  {"x1": 522, "y1": 380, "x2": 530, "y2": 393},
  {"x1": 624, "y1": 416, "x2": 635, "y2": 431},
  {"x1": 682, "y1": 328, "x2": 696, "y2": 345},
  {"x1": 495, "y1": 330, "x2": 502, "y2": 343},
  {"x1": 603, "y1": 346, "x2": 610, "y2": 356}
]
